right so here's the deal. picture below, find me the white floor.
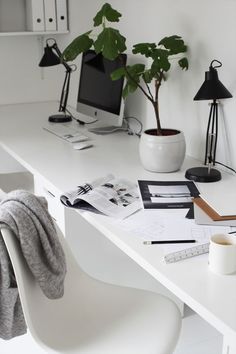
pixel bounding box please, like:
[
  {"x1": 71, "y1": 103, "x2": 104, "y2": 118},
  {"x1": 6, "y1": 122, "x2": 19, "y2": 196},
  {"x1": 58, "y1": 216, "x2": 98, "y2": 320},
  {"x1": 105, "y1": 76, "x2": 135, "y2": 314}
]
[{"x1": 0, "y1": 307, "x2": 223, "y2": 354}]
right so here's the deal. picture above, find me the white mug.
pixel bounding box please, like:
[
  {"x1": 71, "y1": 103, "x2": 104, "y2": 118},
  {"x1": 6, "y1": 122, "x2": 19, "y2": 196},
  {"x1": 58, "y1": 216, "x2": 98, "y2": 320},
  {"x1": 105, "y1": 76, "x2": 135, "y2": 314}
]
[{"x1": 209, "y1": 234, "x2": 236, "y2": 275}]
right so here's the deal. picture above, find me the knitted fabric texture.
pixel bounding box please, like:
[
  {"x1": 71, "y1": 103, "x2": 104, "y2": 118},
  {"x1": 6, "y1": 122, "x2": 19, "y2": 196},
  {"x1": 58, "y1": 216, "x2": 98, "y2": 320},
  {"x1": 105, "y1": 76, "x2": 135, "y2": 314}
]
[{"x1": 0, "y1": 190, "x2": 66, "y2": 340}]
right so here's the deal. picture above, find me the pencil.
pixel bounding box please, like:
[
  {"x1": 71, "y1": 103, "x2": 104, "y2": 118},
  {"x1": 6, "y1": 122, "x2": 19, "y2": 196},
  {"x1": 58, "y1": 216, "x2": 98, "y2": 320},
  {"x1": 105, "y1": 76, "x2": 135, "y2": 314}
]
[{"x1": 143, "y1": 240, "x2": 196, "y2": 245}]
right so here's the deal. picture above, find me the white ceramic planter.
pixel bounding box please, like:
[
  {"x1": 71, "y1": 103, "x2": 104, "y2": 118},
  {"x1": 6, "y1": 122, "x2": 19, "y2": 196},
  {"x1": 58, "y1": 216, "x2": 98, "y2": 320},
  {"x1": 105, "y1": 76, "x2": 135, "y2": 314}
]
[{"x1": 139, "y1": 129, "x2": 186, "y2": 173}]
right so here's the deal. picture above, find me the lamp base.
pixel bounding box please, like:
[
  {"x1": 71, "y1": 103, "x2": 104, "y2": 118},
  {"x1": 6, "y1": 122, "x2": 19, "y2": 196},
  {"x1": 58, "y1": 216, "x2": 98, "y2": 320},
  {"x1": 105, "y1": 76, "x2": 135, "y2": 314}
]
[
  {"x1": 48, "y1": 114, "x2": 72, "y2": 123},
  {"x1": 185, "y1": 167, "x2": 221, "y2": 183}
]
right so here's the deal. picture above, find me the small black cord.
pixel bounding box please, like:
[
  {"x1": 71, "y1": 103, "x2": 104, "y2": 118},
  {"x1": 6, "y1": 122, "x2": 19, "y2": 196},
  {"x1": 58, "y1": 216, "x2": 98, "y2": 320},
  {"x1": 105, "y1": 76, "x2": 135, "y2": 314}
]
[
  {"x1": 82, "y1": 119, "x2": 98, "y2": 124},
  {"x1": 65, "y1": 108, "x2": 98, "y2": 125},
  {"x1": 215, "y1": 161, "x2": 236, "y2": 174},
  {"x1": 65, "y1": 108, "x2": 84, "y2": 125}
]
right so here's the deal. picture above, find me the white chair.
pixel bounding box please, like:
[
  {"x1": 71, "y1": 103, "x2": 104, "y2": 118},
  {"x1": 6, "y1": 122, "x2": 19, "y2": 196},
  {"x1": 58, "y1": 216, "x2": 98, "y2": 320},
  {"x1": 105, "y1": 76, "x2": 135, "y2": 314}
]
[{"x1": 1, "y1": 226, "x2": 181, "y2": 354}]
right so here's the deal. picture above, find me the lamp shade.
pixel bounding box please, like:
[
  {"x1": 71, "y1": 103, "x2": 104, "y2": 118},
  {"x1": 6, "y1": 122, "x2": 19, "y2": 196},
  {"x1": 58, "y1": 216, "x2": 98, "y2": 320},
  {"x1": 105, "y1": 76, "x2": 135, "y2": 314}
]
[
  {"x1": 194, "y1": 60, "x2": 232, "y2": 100},
  {"x1": 39, "y1": 45, "x2": 61, "y2": 67}
]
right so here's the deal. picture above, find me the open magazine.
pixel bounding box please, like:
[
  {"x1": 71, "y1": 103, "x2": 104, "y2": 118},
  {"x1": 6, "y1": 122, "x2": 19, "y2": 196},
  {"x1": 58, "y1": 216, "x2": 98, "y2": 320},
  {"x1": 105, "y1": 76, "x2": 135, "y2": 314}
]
[{"x1": 60, "y1": 174, "x2": 141, "y2": 219}]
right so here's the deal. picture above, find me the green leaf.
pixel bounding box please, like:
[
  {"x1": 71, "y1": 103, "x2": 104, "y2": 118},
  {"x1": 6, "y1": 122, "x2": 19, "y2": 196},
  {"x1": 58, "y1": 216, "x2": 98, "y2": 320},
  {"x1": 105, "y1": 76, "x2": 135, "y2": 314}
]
[
  {"x1": 142, "y1": 69, "x2": 155, "y2": 83},
  {"x1": 111, "y1": 66, "x2": 126, "y2": 81},
  {"x1": 151, "y1": 58, "x2": 170, "y2": 74},
  {"x1": 127, "y1": 63, "x2": 145, "y2": 78},
  {"x1": 94, "y1": 27, "x2": 126, "y2": 60},
  {"x1": 121, "y1": 64, "x2": 145, "y2": 97},
  {"x1": 93, "y1": 3, "x2": 122, "y2": 26},
  {"x1": 178, "y1": 57, "x2": 189, "y2": 70},
  {"x1": 112, "y1": 64, "x2": 146, "y2": 98},
  {"x1": 122, "y1": 83, "x2": 130, "y2": 98},
  {"x1": 151, "y1": 49, "x2": 170, "y2": 73},
  {"x1": 122, "y1": 80, "x2": 138, "y2": 98},
  {"x1": 158, "y1": 35, "x2": 187, "y2": 55},
  {"x1": 63, "y1": 31, "x2": 93, "y2": 61},
  {"x1": 132, "y1": 43, "x2": 156, "y2": 57},
  {"x1": 124, "y1": 64, "x2": 144, "y2": 85}
]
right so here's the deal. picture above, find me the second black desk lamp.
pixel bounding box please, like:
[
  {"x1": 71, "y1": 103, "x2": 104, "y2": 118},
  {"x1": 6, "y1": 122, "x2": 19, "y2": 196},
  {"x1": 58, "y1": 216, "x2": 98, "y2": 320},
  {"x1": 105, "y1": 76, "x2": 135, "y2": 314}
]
[{"x1": 185, "y1": 60, "x2": 232, "y2": 182}]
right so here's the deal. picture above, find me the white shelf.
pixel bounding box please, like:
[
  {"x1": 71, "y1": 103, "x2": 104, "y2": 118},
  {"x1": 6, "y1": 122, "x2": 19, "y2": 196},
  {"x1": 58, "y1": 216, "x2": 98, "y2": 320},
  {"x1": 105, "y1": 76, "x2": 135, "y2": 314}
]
[
  {"x1": 0, "y1": 0, "x2": 69, "y2": 36},
  {"x1": 0, "y1": 30, "x2": 69, "y2": 37}
]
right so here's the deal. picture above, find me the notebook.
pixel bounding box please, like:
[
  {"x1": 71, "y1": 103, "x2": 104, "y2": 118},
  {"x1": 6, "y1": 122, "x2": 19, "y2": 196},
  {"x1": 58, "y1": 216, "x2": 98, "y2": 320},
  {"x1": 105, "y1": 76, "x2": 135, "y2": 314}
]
[
  {"x1": 199, "y1": 180, "x2": 236, "y2": 216},
  {"x1": 193, "y1": 197, "x2": 236, "y2": 227}
]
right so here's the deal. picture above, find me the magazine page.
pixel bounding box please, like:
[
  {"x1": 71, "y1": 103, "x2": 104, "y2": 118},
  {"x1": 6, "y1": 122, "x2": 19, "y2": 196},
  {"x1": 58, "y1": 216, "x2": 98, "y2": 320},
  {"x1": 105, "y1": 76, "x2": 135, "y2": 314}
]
[
  {"x1": 138, "y1": 180, "x2": 200, "y2": 209},
  {"x1": 60, "y1": 175, "x2": 141, "y2": 219},
  {"x1": 61, "y1": 174, "x2": 114, "y2": 206}
]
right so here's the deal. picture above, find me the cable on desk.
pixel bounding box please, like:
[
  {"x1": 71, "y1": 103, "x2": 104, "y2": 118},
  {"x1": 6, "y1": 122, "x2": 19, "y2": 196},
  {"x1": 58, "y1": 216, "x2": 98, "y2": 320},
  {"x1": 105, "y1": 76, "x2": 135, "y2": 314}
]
[
  {"x1": 90, "y1": 116, "x2": 142, "y2": 136},
  {"x1": 123, "y1": 116, "x2": 143, "y2": 137},
  {"x1": 65, "y1": 108, "x2": 98, "y2": 125},
  {"x1": 65, "y1": 109, "x2": 142, "y2": 136},
  {"x1": 215, "y1": 160, "x2": 236, "y2": 174}
]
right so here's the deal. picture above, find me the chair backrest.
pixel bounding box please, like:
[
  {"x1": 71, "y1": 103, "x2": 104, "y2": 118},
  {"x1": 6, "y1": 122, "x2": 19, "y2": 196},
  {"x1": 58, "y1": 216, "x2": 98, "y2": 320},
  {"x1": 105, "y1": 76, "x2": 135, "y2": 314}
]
[
  {"x1": 0, "y1": 225, "x2": 84, "y2": 349},
  {"x1": 1, "y1": 226, "x2": 182, "y2": 354}
]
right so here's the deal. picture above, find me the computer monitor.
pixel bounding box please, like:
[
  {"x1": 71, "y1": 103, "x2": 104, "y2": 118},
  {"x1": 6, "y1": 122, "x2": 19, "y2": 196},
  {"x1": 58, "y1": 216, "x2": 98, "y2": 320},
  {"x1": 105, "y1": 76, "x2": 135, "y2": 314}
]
[{"x1": 76, "y1": 50, "x2": 127, "y2": 127}]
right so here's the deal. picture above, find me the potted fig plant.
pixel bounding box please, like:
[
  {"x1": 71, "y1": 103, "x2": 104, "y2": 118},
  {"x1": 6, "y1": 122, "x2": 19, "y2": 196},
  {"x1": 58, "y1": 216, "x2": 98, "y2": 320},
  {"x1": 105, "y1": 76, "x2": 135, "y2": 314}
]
[{"x1": 63, "y1": 3, "x2": 189, "y2": 172}]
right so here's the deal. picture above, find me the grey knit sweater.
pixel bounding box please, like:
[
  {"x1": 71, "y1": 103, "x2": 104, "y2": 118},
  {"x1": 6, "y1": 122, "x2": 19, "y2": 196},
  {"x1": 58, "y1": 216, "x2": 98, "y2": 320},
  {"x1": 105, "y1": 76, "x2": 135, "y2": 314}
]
[{"x1": 0, "y1": 190, "x2": 67, "y2": 340}]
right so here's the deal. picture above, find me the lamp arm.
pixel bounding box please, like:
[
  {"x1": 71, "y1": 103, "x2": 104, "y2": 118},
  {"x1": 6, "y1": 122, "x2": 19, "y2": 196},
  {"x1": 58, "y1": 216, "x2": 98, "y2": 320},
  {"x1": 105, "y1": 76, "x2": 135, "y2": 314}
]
[
  {"x1": 204, "y1": 103, "x2": 213, "y2": 165},
  {"x1": 213, "y1": 103, "x2": 218, "y2": 165},
  {"x1": 59, "y1": 70, "x2": 71, "y2": 113},
  {"x1": 47, "y1": 41, "x2": 73, "y2": 113},
  {"x1": 52, "y1": 43, "x2": 72, "y2": 72},
  {"x1": 205, "y1": 100, "x2": 218, "y2": 174}
]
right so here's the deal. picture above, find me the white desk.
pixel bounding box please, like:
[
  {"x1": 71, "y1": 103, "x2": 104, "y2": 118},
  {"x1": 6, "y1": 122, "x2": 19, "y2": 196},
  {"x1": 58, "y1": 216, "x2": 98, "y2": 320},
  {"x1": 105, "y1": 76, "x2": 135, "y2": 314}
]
[{"x1": 0, "y1": 101, "x2": 236, "y2": 354}]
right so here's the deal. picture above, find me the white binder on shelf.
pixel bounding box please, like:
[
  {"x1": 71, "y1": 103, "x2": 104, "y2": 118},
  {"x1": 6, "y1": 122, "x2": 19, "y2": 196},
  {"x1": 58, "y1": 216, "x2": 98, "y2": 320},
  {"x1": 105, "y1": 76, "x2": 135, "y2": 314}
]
[
  {"x1": 55, "y1": 0, "x2": 68, "y2": 32},
  {"x1": 44, "y1": 0, "x2": 57, "y2": 31},
  {"x1": 26, "y1": 0, "x2": 45, "y2": 32}
]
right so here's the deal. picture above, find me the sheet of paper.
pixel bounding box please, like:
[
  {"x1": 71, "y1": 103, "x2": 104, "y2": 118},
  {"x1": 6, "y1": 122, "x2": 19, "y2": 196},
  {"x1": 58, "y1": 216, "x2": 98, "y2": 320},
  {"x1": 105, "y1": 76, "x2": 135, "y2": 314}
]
[{"x1": 114, "y1": 209, "x2": 232, "y2": 254}]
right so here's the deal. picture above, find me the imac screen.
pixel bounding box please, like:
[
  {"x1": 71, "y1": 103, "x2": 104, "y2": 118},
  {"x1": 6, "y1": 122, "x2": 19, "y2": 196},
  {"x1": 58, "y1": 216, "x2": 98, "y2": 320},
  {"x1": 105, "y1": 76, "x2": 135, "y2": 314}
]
[{"x1": 77, "y1": 50, "x2": 127, "y2": 125}]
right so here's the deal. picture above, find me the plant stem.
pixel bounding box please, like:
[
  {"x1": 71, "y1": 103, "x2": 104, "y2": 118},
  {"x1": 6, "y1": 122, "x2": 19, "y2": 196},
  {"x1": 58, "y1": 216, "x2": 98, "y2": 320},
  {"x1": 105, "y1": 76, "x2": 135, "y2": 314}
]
[
  {"x1": 123, "y1": 66, "x2": 153, "y2": 103},
  {"x1": 144, "y1": 81, "x2": 154, "y2": 101},
  {"x1": 123, "y1": 63, "x2": 163, "y2": 135},
  {"x1": 152, "y1": 100, "x2": 162, "y2": 134},
  {"x1": 153, "y1": 71, "x2": 164, "y2": 135}
]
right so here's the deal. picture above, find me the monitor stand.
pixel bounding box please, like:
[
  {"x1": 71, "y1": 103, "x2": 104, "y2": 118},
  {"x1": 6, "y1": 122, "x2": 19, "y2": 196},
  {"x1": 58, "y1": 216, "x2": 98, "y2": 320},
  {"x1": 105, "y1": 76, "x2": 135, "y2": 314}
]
[
  {"x1": 74, "y1": 110, "x2": 127, "y2": 134},
  {"x1": 88, "y1": 121, "x2": 127, "y2": 135}
]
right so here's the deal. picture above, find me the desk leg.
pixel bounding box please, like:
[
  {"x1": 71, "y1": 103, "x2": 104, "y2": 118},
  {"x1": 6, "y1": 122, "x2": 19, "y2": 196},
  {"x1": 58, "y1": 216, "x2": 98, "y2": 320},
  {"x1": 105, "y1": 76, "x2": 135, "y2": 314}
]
[
  {"x1": 222, "y1": 341, "x2": 229, "y2": 354},
  {"x1": 222, "y1": 337, "x2": 236, "y2": 354}
]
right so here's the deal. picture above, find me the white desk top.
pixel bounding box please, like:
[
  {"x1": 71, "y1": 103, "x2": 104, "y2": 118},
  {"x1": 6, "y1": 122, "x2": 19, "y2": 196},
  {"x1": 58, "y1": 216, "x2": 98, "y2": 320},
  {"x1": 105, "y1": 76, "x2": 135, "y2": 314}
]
[{"x1": 1, "y1": 101, "x2": 236, "y2": 341}]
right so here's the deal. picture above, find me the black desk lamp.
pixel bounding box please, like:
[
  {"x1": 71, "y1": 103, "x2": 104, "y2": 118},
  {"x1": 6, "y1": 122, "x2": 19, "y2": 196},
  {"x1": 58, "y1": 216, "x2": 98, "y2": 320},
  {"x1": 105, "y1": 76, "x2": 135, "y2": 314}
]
[
  {"x1": 185, "y1": 60, "x2": 232, "y2": 182},
  {"x1": 39, "y1": 38, "x2": 76, "y2": 123}
]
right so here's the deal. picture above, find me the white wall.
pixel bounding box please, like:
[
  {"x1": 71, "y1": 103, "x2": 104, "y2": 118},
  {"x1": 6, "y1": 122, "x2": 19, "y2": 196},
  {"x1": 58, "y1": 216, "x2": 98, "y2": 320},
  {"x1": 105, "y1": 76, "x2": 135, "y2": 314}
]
[
  {"x1": 0, "y1": 35, "x2": 64, "y2": 171},
  {"x1": 0, "y1": 36, "x2": 65, "y2": 105},
  {"x1": 63, "y1": 0, "x2": 236, "y2": 171},
  {"x1": 0, "y1": 0, "x2": 236, "y2": 171}
]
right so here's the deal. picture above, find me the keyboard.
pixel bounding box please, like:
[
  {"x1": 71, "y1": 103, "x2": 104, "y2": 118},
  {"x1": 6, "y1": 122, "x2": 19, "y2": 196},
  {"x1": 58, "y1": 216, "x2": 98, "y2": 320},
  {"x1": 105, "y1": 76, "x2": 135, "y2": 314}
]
[{"x1": 43, "y1": 124, "x2": 88, "y2": 143}]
